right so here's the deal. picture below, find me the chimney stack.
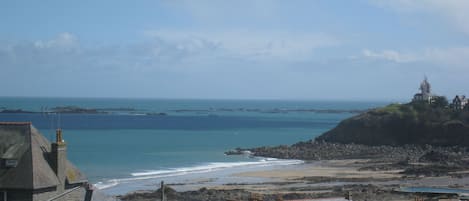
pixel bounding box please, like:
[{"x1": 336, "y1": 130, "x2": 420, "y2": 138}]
[
  {"x1": 51, "y1": 129, "x2": 67, "y2": 192},
  {"x1": 56, "y1": 128, "x2": 64, "y2": 144}
]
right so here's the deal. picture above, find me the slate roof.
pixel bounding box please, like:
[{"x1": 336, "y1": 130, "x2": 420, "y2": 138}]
[{"x1": 0, "y1": 122, "x2": 87, "y2": 190}]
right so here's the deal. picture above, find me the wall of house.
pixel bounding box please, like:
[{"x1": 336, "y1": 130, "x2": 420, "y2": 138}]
[{"x1": 3, "y1": 189, "x2": 33, "y2": 201}]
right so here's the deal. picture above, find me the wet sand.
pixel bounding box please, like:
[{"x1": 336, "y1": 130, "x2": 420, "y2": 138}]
[
  {"x1": 117, "y1": 159, "x2": 469, "y2": 200},
  {"x1": 234, "y1": 160, "x2": 401, "y2": 180},
  {"x1": 211, "y1": 159, "x2": 469, "y2": 197}
]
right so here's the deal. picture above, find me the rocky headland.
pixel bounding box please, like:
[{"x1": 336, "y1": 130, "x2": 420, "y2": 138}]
[
  {"x1": 122, "y1": 101, "x2": 469, "y2": 201},
  {"x1": 236, "y1": 101, "x2": 469, "y2": 176},
  {"x1": 317, "y1": 102, "x2": 469, "y2": 146}
]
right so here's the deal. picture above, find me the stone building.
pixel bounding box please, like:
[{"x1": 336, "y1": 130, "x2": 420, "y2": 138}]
[
  {"x1": 0, "y1": 122, "x2": 93, "y2": 201},
  {"x1": 413, "y1": 77, "x2": 435, "y2": 103},
  {"x1": 451, "y1": 95, "x2": 468, "y2": 111}
]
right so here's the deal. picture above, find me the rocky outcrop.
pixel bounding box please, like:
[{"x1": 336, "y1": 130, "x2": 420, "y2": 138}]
[
  {"x1": 119, "y1": 186, "x2": 327, "y2": 201},
  {"x1": 119, "y1": 184, "x2": 414, "y2": 201},
  {"x1": 247, "y1": 140, "x2": 468, "y2": 162},
  {"x1": 316, "y1": 103, "x2": 469, "y2": 146}
]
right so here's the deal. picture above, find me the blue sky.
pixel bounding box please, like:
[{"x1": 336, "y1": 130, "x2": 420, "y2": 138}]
[{"x1": 1, "y1": 0, "x2": 469, "y2": 101}]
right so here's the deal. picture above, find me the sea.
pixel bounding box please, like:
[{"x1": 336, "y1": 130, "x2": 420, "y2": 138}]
[{"x1": 0, "y1": 97, "x2": 388, "y2": 195}]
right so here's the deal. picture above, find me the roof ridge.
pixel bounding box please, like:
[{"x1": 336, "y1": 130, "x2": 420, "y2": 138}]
[
  {"x1": 26, "y1": 124, "x2": 35, "y2": 189},
  {"x1": 30, "y1": 126, "x2": 60, "y2": 189},
  {"x1": 0, "y1": 122, "x2": 32, "y2": 125}
]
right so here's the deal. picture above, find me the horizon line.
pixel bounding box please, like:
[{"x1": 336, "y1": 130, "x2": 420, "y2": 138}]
[{"x1": 0, "y1": 95, "x2": 405, "y2": 103}]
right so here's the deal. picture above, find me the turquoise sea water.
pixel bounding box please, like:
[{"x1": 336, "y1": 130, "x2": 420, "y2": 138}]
[{"x1": 0, "y1": 97, "x2": 388, "y2": 192}]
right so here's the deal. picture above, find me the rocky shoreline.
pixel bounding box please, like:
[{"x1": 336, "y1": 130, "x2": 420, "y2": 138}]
[
  {"x1": 230, "y1": 140, "x2": 469, "y2": 177},
  {"x1": 119, "y1": 184, "x2": 422, "y2": 201},
  {"x1": 118, "y1": 141, "x2": 469, "y2": 201}
]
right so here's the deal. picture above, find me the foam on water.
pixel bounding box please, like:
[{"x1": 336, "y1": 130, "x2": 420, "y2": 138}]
[{"x1": 94, "y1": 157, "x2": 303, "y2": 190}]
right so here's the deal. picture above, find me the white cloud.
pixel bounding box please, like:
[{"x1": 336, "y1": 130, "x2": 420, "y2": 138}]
[
  {"x1": 145, "y1": 29, "x2": 340, "y2": 62},
  {"x1": 0, "y1": 33, "x2": 85, "y2": 72},
  {"x1": 371, "y1": 0, "x2": 469, "y2": 35},
  {"x1": 361, "y1": 47, "x2": 469, "y2": 69},
  {"x1": 34, "y1": 32, "x2": 78, "y2": 50},
  {"x1": 2, "y1": 32, "x2": 469, "y2": 99},
  {"x1": 362, "y1": 49, "x2": 416, "y2": 63},
  {"x1": 0, "y1": 31, "x2": 339, "y2": 76}
]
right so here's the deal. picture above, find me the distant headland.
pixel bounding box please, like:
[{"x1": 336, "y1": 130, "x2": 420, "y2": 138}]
[
  {"x1": 317, "y1": 77, "x2": 469, "y2": 146},
  {"x1": 215, "y1": 78, "x2": 469, "y2": 201}
]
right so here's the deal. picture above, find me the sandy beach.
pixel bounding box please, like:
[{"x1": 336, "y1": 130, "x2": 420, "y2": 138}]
[
  {"x1": 234, "y1": 160, "x2": 400, "y2": 180},
  {"x1": 110, "y1": 138, "x2": 469, "y2": 201},
  {"x1": 221, "y1": 161, "x2": 468, "y2": 198},
  {"x1": 215, "y1": 160, "x2": 469, "y2": 200},
  {"x1": 117, "y1": 156, "x2": 469, "y2": 200}
]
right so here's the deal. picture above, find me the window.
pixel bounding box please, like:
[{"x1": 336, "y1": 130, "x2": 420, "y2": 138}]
[
  {"x1": 0, "y1": 191, "x2": 6, "y2": 201},
  {"x1": 4, "y1": 159, "x2": 17, "y2": 168}
]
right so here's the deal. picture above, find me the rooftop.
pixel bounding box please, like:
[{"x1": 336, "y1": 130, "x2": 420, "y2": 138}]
[
  {"x1": 0, "y1": 122, "x2": 87, "y2": 190},
  {"x1": 0, "y1": 122, "x2": 32, "y2": 125}
]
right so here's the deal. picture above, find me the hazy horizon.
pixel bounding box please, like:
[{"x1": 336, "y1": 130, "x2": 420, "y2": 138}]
[
  {"x1": 0, "y1": 95, "x2": 406, "y2": 103},
  {"x1": 1, "y1": 1, "x2": 468, "y2": 100}
]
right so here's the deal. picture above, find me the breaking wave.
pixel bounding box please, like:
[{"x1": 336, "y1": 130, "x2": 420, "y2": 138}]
[{"x1": 94, "y1": 158, "x2": 303, "y2": 190}]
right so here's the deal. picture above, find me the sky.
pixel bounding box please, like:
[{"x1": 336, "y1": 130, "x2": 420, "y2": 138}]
[{"x1": 1, "y1": 0, "x2": 469, "y2": 101}]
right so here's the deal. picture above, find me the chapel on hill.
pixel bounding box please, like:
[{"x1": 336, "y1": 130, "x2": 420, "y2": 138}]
[
  {"x1": 412, "y1": 76, "x2": 435, "y2": 103},
  {"x1": 412, "y1": 77, "x2": 468, "y2": 110}
]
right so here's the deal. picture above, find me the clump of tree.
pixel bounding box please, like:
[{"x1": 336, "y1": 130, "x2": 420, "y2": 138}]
[
  {"x1": 408, "y1": 96, "x2": 469, "y2": 124},
  {"x1": 370, "y1": 96, "x2": 468, "y2": 126},
  {"x1": 431, "y1": 96, "x2": 449, "y2": 108}
]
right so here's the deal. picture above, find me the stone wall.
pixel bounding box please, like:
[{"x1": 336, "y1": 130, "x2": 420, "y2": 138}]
[{"x1": 32, "y1": 186, "x2": 87, "y2": 201}]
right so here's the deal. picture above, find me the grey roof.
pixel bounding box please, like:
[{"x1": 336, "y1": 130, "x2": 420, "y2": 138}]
[{"x1": 0, "y1": 122, "x2": 87, "y2": 190}]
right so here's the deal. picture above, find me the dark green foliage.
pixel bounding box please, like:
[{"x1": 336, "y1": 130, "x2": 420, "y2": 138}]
[
  {"x1": 317, "y1": 101, "x2": 469, "y2": 147},
  {"x1": 432, "y1": 96, "x2": 449, "y2": 108}
]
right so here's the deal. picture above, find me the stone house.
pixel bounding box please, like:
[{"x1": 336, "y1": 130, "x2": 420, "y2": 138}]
[
  {"x1": 0, "y1": 122, "x2": 93, "y2": 201},
  {"x1": 451, "y1": 95, "x2": 468, "y2": 111}
]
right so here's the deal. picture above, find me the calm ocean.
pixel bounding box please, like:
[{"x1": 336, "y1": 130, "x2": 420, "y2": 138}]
[{"x1": 0, "y1": 97, "x2": 387, "y2": 193}]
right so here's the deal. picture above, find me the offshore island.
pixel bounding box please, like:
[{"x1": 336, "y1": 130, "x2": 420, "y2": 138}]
[{"x1": 121, "y1": 78, "x2": 469, "y2": 201}]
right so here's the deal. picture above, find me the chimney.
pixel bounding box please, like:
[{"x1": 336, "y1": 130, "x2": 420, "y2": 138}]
[{"x1": 51, "y1": 129, "x2": 67, "y2": 192}]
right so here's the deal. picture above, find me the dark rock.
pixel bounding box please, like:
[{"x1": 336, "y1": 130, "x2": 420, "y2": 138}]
[
  {"x1": 401, "y1": 164, "x2": 463, "y2": 177},
  {"x1": 51, "y1": 106, "x2": 103, "y2": 114},
  {"x1": 316, "y1": 103, "x2": 469, "y2": 146},
  {"x1": 0, "y1": 109, "x2": 35, "y2": 113}
]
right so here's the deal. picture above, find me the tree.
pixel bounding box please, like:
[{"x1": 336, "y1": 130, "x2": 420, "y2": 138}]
[{"x1": 432, "y1": 96, "x2": 448, "y2": 108}]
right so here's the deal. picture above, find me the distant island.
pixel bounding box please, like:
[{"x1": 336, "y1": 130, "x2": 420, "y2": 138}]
[
  {"x1": 0, "y1": 106, "x2": 136, "y2": 114},
  {"x1": 0, "y1": 106, "x2": 368, "y2": 115}
]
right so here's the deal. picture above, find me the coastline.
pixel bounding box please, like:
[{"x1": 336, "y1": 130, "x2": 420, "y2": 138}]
[
  {"x1": 117, "y1": 159, "x2": 469, "y2": 201},
  {"x1": 233, "y1": 160, "x2": 400, "y2": 180},
  {"x1": 98, "y1": 157, "x2": 304, "y2": 195},
  {"x1": 231, "y1": 159, "x2": 469, "y2": 189},
  {"x1": 118, "y1": 143, "x2": 469, "y2": 201}
]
